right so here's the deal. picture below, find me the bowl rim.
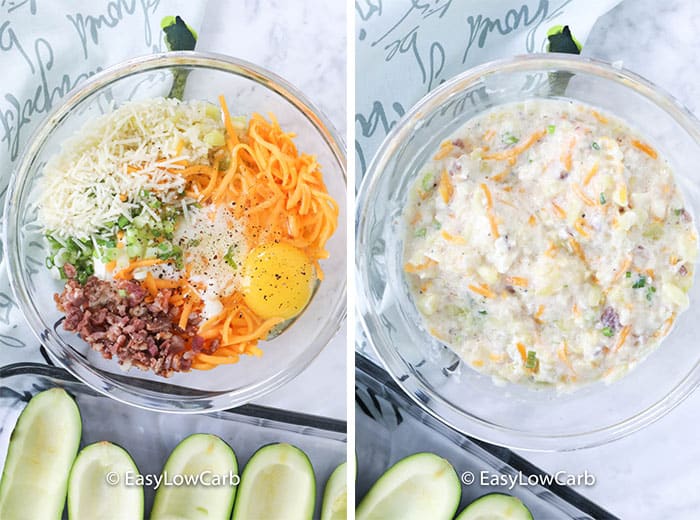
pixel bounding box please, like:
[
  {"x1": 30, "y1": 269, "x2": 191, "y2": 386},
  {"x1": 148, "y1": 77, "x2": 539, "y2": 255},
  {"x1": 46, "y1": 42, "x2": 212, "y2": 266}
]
[
  {"x1": 4, "y1": 50, "x2": 347, "y2": 413},
  {"x1": 356, "y1": 52, "x2": 700, "y2": 451}
]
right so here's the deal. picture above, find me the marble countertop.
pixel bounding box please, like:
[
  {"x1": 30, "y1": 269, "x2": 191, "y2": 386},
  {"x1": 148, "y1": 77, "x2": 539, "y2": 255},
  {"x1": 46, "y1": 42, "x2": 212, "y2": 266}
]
[
  {"x1": 519, "y1": 1, "x2": 700, "y2": 518},
  {"x1": 196, "y1": 1, "x2": 347, "y2": 421}
]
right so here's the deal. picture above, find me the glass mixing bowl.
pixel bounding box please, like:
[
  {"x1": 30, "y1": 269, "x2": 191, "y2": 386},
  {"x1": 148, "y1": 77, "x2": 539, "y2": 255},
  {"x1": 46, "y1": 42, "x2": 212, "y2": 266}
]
[
  {"x1": 5, "y1": 52, "x2": 346, "y2": 412},
  {"x1": 356, "y1": 54, "x2": 700, "y2": 451}
]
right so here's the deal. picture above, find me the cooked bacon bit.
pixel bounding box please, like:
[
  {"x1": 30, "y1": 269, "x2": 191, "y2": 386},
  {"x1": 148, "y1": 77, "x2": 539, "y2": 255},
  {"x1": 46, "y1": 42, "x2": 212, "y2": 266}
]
[
  {"x1": 452, "y1": 138, "x2": 465, "y2": 148},
  {"x1": 679, "y1": 264, "x2": 688, "y2": 276},
  {"x1": 601, "y1": 306, "x2": 621, "y2": 332},
  {"x1": 55, "y1": 272, "x2": 202, "y2": 377}
]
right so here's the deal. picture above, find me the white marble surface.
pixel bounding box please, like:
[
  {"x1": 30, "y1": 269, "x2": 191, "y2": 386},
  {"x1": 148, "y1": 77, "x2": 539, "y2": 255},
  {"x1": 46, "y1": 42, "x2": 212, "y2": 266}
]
[
  {"x1": 197, "y1": 0, "x2": 347, "y2": 421},
  {"x1": 519, "y1": 1, "x2": 700, "y2": 518}
]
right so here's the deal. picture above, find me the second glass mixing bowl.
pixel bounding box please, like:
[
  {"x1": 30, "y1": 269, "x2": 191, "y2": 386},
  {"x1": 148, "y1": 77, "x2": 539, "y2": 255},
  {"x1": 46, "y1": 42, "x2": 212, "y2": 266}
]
[{"x1": 357, "y1": 54, "x2": 700, "y2": 451}]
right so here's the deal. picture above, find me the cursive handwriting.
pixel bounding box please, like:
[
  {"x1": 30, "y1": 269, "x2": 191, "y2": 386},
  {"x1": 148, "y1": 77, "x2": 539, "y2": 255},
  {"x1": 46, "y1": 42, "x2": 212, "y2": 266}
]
[
  {"x1": 355, "y1": 100, "x2": 405, "y2": 174},
  {"x1": 0, "y1": 37, "x2": 101, "y2": 162},
  {"x1": 2, "y1": 0, "x2": 37, "y2": 15},
  {"x1": 66, "y1": 0, "x2": 160, "y2": 59},
  {"x1": 371, "y1": 0, "x2": 451, "y2": 47},
  {"x1": 355, "y1": 0, "x2": 383, "y2": 22},
  {"x1": 0, "y1": 20, "x2": 34, "y2": 72},
  {"x1": 462, "y1": 0, "x2": 566, "y2": 62}
]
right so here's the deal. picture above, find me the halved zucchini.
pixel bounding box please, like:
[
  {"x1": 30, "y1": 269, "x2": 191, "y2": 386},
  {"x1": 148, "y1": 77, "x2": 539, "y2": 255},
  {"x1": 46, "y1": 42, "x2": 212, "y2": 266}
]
[
  {"x1": 321, "y1": 462, "x2": 347, "y2": 520},
  {"x1": 356, "y1": 452, "x2": 461, "y2": 520},
  {"x1": 455, "y1": 493, "x2": 533, "y2": 520},
  {"x1": 68, "y1": 441, "x2": 143, "y2": 520},
  {"x1": 0, "y1": 388, "x2": 82, "y2": 520},
  {"x1": 232, "y1": 443, "x2": 315, "y2": 520},
  {"x1": 150, "y1": 433, "x2": 238, "y2": 520}
]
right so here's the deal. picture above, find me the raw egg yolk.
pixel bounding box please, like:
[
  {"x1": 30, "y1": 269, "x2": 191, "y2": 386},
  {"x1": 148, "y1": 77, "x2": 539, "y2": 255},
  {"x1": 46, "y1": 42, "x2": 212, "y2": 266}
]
[{"x1": 242, "y1": 242, "x2": 315, "y2": 320}]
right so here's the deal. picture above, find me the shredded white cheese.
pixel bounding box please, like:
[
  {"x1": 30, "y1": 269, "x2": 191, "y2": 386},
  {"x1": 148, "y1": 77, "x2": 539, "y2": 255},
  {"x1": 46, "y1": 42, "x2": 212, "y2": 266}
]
[{"x1": 38, "y1": 97, "x2": 224, "y2": 240}]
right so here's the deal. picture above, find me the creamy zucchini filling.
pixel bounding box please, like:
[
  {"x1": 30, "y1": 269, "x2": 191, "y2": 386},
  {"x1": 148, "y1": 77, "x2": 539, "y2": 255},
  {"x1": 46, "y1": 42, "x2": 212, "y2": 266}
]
[{"x1": 403, "y1": 99, "x2": 697, "y2": 388}]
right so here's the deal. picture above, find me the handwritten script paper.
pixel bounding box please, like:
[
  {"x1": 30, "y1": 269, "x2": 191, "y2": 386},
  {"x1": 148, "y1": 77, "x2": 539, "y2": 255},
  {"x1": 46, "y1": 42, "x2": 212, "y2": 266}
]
[
  {"x1": 0, "y1": 0, "x2": 206, "y2": 364},
  {"x1": 355, "y1": 0, "x2": 619, "y2": 187}
]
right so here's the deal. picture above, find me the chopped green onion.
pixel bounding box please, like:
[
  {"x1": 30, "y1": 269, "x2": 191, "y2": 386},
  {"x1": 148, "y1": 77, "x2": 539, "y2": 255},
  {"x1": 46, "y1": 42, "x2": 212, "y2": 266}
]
[
  {"x1": 591, "y1": 142, "x2": 600, "y2": 150},
  {"x1": 117, "y1": 289, "x2": 127, "y2": 298},
  {"x1": 421, "y1": 173, "x2": 435, "y2": 192},
  {"x1": 433, "y1": 220, "x2": 442, "y2": 230},
  {"x1": 117, "y1": 215, "x2": 129, "y2": 229},
  {"x1": 599, "y1": 192, "x2": 606, "y2": 205},
  {"x1": 525, "y1": 350, "x2": 538, "y2": 369},
  {"x1": 602, "y1": 326, "x2": 614, "y2": 337},
  {"x1": 674, "y1": 208, "x2": 683, "y2": 216},
  {"x1": 547, "y1": 124, "x2": 556, "y2": 134},
  {"x1": 626, "y1": 271, "x2": 632, "y2": 278},
  {"x1": 646, "y1": 286, "x2": 656, "y2": 301},
  {"x1": 502, "y1": 133, "x2": 519, "y2": 145},
  {"x1": 632, "y1": 275, "x2": 647, "y2": 289},
  {"x1": 415, "y1": 228, "x2": 427, "y2": 238},
  {"x1": 224, "y1": 245, "x2": 237, "y2": 269},
  {"x1": 478, "y1": 310, "x2": 487, "y2": 315},
  {"x1": 45, "y1": 256, "x2": 54, "y2": 269}
]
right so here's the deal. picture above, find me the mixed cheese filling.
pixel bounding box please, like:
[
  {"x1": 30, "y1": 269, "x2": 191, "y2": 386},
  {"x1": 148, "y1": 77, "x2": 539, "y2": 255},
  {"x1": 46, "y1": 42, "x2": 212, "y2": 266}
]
[
  {"x1": 38, "y1": 97, "x2": 338, "y2": 376},
  {"x1": 403, "y1": 99, "x2": 697, "y2": 388}
]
